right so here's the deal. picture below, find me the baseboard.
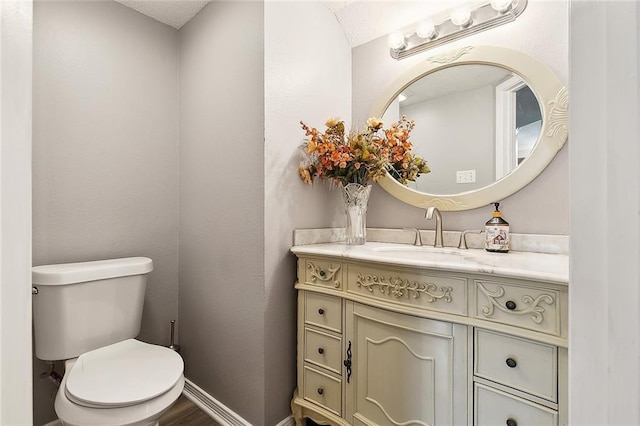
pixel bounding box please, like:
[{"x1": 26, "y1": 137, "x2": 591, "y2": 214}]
[
  {"x1": 183, "y1": 378, "x2": 252, "y2": 426},
  {"x1": 274, "y1": 415, "x2": 296, "y2": 426},
  {"x1": 183, "y1": 379, "x2": 295, "y2": 426}
]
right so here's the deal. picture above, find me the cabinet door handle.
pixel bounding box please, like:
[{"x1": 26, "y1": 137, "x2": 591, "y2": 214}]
[
  {"x1": 318, "y1": 308, "x2": 325, "y2": 315},
  {"x1": 318, "y1": 347, "x2": 324, "y2": 354},
  {"x1": 505, "y1": 357, "x2": 517, "y2": 368},
  {"x1": 317, "y1": 388, "x2": 324, "y2": 395},
  {"x1": 506, "y1": 418, "x2": 518, "y2": 426},
  {"x1": 505, "y1": 300, "x2": 517, "y2": 310},
  {"x1": 343, "y1": 340, "x2": 352, "y2": 383}
]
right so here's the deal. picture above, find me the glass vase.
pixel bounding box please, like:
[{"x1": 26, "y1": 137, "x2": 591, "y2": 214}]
[{"x1": 342, "y1": 183, "x2": 372, "y2": 245}]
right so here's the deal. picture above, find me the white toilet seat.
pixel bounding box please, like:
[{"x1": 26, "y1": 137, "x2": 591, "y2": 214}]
[
  {"x1": 65, "y1": 339, "x2": 183, "y2": 408},
  {"x1": 55, "y1": 340, "x2": 185, "y2": 426}
]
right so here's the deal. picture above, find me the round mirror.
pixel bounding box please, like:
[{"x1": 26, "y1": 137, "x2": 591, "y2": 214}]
[{"x1": 371, "y1": 46, "x2": 568, "y2": 211}]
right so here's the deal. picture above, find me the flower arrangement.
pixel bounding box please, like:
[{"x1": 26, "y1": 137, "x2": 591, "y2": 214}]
[{"x1": 297, "y1": 115, "x2": 430, "y2": 187}]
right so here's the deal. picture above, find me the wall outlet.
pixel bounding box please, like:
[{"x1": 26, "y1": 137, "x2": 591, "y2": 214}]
[{"x1": 456, "y1": 169, "x2": 476, "y2": 184}]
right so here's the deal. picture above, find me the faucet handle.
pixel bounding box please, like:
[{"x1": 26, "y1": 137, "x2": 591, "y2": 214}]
[
  {"x1": 402, "y1": 228, "x2": 423, "y2": 246},
  {"x1": 458, "y1": 230, "x2": 483, "y2": 249}
]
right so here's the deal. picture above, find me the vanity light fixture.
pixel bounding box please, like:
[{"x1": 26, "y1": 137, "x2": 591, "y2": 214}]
[
  {"x1": 491, "y1": 0, "x2": 514, "y2": 13},
  {"x1": 416, "y1": 20, "x2": 437, "y2": 40},
  {"x1": 387, "y1": 31, "x2": 407, "y2": 51},
  {"x1": 388, "y1": 0, "x2": 527, "y2": 60},
  {"x1": 450, "y1": 7, "x2": 472, "y2": 27}
]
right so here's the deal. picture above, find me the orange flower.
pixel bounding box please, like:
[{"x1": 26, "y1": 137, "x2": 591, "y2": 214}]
[
  {"x1": 298, "y1": 167, "x2": 313, "y2": 185},
  {"x1": 306, "y1": 140, "x2": 317, "y2": 153},
  {"x1": 366, "y1": 117, "x2": 384, "y2": 130},
  {"x1": 325, "y1": 117, "x2": 341, "y2": 127},
  {"x1": 297, "y1": 116, "x2": 428, "y2": 186}
]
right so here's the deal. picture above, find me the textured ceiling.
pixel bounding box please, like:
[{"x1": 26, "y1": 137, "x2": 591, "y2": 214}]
[
  {"x1": 114, "y1": 0, "x2": 212, "y2": 29},
  {"x1": 326, "y1": 1, "x2": 460, "y2": 47},
  {"x1": 114, "y1": 0, "x2": 463, "y2": 45}
]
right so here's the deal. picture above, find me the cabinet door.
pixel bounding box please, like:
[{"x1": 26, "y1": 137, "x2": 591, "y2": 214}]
[{"x1": 345, "y1": 302, "x2": 468, "y2": 426}]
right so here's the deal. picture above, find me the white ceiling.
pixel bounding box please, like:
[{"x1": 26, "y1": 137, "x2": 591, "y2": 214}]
[
  {"x1": 326, "y1": 1, "x2": 459, "y2": 47},
  {"x1": 114, "y1": 0, "x2": 463, "y2": 46},
  {"x1": 114, "y1": 0, "x2": 212, "y2": 29}
]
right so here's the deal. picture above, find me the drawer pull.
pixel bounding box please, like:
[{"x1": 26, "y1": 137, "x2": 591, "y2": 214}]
[
  {"x1": 318, "y1": 347, "x2": 324, "y2": 354},
  {"x1": 505, "y1": 357, "x2": 518, "y2": 368},
  {"x1": 505, "y1": 300, "x2": 517, "y2": 310},
  {"x1": 318, "y1": 308, "x2": 325, "y2": 315},
  {"x1": 506, "y1": 418, "x2": 518, "y2": 426},
  {"x1": 317, "y1": 388, "x2": 324, "y2": 395},
  {"x1": 319, "y1": 269, "x2": 326, "y2": 277}
]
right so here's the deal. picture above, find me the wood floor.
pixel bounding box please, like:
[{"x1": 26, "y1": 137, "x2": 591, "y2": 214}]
[{"x1": 159, "y1": 394, "x2": 221, "y2": 426}]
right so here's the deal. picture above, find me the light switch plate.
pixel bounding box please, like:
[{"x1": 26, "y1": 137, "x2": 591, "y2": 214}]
[{"x1": 456, "y1": 169, "x2": 476, "y2": 184}]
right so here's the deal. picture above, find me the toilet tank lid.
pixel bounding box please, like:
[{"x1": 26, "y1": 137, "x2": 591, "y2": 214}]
[{"x1": 32, "y1": 257, "x2": 153, "y2": 285}]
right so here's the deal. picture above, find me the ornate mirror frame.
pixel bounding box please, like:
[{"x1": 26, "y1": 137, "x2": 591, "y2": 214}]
[{"x1": 370, "y1": 45, "x2": 568, "y2": 211}]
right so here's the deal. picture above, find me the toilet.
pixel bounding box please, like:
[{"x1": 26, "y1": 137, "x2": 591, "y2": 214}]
[{"x1": 32, "y1": 257, "x2": 184, "y2": 426}]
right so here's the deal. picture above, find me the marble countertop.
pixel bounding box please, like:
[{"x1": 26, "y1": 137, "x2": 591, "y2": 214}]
[{"x1": 291, "y1": 242, "x2": 569, "y2": 284}]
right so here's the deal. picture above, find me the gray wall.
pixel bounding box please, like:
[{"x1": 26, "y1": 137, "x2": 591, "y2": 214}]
[
  {"x1": 180, "y1": 2, "x2": 265, "y2": 424},
  {"x1": 179, "y1": 2, "x2": 351, "y2": 423},
  {"x1": 353, "y1": 0, "x2": 569, "y2": 235},
  {"x1": 264, "y1": 2, "x2": 351, "y2": 424},
  {"x1": 32, "y1": 1, "x2": 179, "y2": 424},
  {"x1": 178, "y1": 2, "x2": 266, "y2": 424}
]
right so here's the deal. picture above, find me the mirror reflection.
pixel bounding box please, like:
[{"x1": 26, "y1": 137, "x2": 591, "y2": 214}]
[{"x1": 382, "y1": 65, "x2": 542, "y2": 195}]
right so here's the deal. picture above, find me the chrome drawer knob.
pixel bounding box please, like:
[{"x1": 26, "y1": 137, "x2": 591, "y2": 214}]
[
  {"x1": 506, "y1": 418, "x2": 518, "y2": 426},
  {"x1": 317, "y1": 388, "x2": 324, "y2": 395},
  {"x1": 506, "y1": 357, "x2": 517, "y2": 368}
]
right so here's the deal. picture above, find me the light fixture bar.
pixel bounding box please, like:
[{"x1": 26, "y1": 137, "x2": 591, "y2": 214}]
[{"x1": 390, "y1": 0, "x2": 527, "y2": 60}]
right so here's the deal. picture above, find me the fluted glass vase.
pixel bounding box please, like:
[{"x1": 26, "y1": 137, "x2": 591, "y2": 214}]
[{"x1": 342, "y1": 183, "x2": 372, "y2": 245}]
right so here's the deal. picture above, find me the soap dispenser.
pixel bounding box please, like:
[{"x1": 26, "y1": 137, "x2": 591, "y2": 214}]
[{"x1": 485, "y1": 202, "x2": 509, "y2": 253}]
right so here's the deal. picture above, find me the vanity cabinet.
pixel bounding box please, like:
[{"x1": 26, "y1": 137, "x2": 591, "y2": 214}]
[{"x1": 291, "y1": 248, "x2": 568, "y2": 426}]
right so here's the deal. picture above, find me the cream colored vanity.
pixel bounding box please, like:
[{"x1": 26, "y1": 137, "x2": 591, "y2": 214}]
[{"x1": 290, "y1": 241, "x2": 568, "y2": 426}]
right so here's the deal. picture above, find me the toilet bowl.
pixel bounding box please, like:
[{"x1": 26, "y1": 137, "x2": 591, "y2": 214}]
[
  {"x1": 32, "y1": 257, "x2": 185, "y2": 426},
  {"x1": 54, "y1": 339, "x2": 184, "y2": 426}
]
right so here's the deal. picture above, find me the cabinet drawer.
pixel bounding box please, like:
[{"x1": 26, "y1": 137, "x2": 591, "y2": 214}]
[
  {"x1": 302, "y1": 258, "x2": 343, "y2": 289},
  {"x1": 303, "y1": 366, "x2": 342, "y2": 416},
  {"x1": 475, "y1": 383, "x2": 557, "y2": 426},
  {"x1": 346, "y1": 264, "x2": 467, "y2": 316},
  {"x1": 474, "y1": 280, "x2": 561, "y2": 335},
  {"x1": 304, "y1": 328, "x2": 342, "y2": 375},
  {"x1": 304, "y1": 292, "x2": 342, "y2": 333},
  {"x1": 475, "y1": 329, "x2": 557, "y2": 402}
]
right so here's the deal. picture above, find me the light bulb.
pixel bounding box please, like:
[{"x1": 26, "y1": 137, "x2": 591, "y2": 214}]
[
  {"x1": 387, "y1": 31, "x2": 407, "y2": 50},
  {"x1": 491, "y1": 0, "x2": 513, "y2": 13},
  {"x1": 450, "y1": 7, "x2": 472, "y2": 27},
  {"x1": 416, "y1": 20, "x2": 436, "y2": 39}
]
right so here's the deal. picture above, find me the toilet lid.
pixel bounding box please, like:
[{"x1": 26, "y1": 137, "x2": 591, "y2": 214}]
[{"x1": 65, "y1": 339, "x2": 184, "y2": 408}]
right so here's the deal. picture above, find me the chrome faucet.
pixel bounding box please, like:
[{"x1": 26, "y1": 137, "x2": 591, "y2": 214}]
[{"x1": 425, "y1": 207, "x2": 443, "y2": 248}]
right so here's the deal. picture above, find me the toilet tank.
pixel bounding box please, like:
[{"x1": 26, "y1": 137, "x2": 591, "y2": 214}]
[{"x1": 32, "y1": 257, "x2": 153, "y2": 361}]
